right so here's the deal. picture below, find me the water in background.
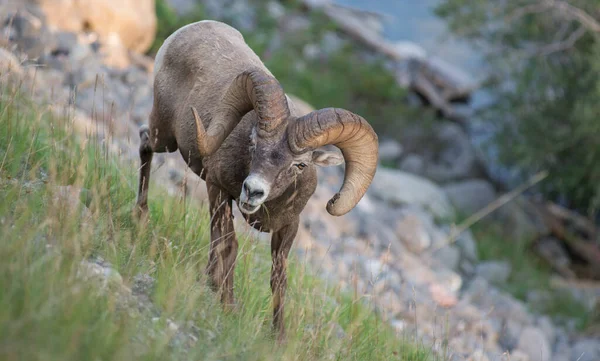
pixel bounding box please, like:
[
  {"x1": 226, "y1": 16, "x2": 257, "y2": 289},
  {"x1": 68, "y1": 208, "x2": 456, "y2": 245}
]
[{"x1": 337, "y1": 0, "x2": 482, "y2": 73}]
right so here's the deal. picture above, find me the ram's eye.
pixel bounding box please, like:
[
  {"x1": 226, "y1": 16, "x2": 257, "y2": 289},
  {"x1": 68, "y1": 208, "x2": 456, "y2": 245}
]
[{"x1": 296, "y1": 163, "x2": 307, "y2": 170}]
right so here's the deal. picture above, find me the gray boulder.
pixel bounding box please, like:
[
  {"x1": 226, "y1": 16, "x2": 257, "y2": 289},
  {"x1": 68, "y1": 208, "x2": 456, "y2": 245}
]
[
  {"x1": 369, "y1": 167, "x2": 455, "y2": 220},
  {"x1": 444, "y1": 179, "x2": 496, "y2": 215}
]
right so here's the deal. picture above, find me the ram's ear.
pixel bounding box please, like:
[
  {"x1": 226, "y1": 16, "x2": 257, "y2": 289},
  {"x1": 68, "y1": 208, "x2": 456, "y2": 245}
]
[{"x1": 312, "y1": 150, "x2": 344, "y2": 167}]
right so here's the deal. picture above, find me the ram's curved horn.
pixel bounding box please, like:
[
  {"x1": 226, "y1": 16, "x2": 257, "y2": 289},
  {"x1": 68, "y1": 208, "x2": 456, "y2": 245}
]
[
  {"x1": 288, "y1": 108, "x2": 378, "y2": 216},
  {"x1": 192, "y1": 69, "x2": 290, "y2": 155}
]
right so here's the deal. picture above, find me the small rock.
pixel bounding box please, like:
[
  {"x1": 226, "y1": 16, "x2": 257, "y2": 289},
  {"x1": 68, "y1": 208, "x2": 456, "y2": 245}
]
[
  {"x1": 526, "y1": 290, "x2": 551, "y2": 305},
  {"x1": 499, "y1": 319, "x2": 523, "y2": 350},
  {"x1": 432, "y1": 245, "x2": 461, "y2": 271},
  {"x1": 502, "y1": 351, "x2": 530, "y2": 361},
  {"x1": 429, "y1": 283, "x2": 458, "y2": 308},
  {"x1": 302, "y1": 43, "x2": 320, "y2": 60},
  {"x1": 466, "y1": 350, "x2": 490, "y2": 361},
  {"x1": 167, "y1": 319, "x2": 179, "y2": 332},
  {"x1": 103, "y1": 267, "x2": 123, "y2": 287},
  {"x1": 454, "y1": 229, "x2": 479, "y2": 262},
  {"x1": 132, "y1": 273, "x2": 155, "y2": 296},
  {"x1": 398, "y1": 154, "x2": 425, "y2": 175},
  {"x1": 475, "y1": 261, "x2": 511, "y2": 284},
  {"x1": 516, "y1": 327, "x2": 552, "y2": 361},
  {"x1": 266, "y1": 1, "x2": 285, "y2": 19},
  {"x1": 396, "y1": 214, "x2": 431, "y2": 253},
  {"x1": 571, "y1": 339, "x2": 600, "y2": 361},
  {"x1": 536, "y1": 316, "x2": 555, "y2": 345},
  {"x1": 320, "y1": 31, "x2": 345, "y2": 55},
  {"x1": 390, "y1": 319, "x2": 406, "y2": 333},
  {"x1": 378, "y1": 138, "x2": 403, "y2": 163},
  {"x1": 281, "y1": 14, "x2": 311, "y2": 33},
  {"x1": 444, "y1": 179, "x2": 496, "y2": 215},
  {"x1": 363, "y1": 258, "x2": 385, "y2": 278},
  {"x1": 328, "y1": 322, "x2": 346, "y2": 339},
  {"x1": 0, "y1": 47, "x2": 23, "y2": 76}
]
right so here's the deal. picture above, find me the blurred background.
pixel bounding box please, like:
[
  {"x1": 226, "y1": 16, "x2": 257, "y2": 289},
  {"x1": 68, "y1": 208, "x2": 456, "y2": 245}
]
[{"x1": 2, "y1": 0, "x2": 600, "y2": 360}]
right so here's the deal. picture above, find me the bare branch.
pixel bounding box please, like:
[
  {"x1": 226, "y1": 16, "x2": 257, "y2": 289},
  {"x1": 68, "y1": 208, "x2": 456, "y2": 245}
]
[
  {"x1": 506, "y1": 1, "x2": 600, "y2": 34},
  {"x1": 544, "y1": 0, "x2": 600, "y2": 33},
  {"x1": 526, "y1": 25, "x2": 586, "y2": 56}
]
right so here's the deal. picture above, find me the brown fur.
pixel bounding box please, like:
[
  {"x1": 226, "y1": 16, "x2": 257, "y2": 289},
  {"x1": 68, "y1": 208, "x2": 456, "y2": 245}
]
[{"x1": 135, "y1": 20, "x2": 376, "y2": 340}]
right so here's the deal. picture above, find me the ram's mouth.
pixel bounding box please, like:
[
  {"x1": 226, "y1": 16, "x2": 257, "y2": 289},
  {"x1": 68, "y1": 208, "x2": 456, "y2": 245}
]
[{"x1": 238, "y1": 201, "x2": 260, "y2": 214}]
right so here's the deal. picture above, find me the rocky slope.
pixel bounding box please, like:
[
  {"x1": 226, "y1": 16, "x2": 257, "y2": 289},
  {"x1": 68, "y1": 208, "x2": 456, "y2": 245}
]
[{"x1": 1, "y1": 2, "x2": 599, "y2": 360}]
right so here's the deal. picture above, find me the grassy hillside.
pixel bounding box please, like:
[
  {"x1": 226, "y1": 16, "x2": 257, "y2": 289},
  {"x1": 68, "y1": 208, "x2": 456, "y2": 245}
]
[{"x1": 0, "y1": 81, "x2": 431, "y2": 360}]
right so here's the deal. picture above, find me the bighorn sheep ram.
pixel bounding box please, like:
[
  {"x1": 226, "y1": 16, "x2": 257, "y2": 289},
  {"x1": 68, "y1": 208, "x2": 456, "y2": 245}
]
[{"x1": 135, "y1": 20, "x2": 379, "y2": 338}]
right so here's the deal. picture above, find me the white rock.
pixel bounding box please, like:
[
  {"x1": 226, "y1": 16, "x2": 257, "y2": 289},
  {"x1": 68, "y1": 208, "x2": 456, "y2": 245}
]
[
  {"x1": 378, "y1": 139, "x2": 403, "y2": 162},
  {"x1": 363, "y1": 258, "x2": 385, "y2": 277},
  {"x1": 475, "y1": 261, "x2": 512, "y2": 284},
  {"x1": 395, "y1": 214, "x2": 432, "y2": 253},
  {"x1": 516, "y1": 327, "x2": 552, "y2": 361},
  {"x1": 390, "y1": 319, "x2": 406, "y2": 333}
]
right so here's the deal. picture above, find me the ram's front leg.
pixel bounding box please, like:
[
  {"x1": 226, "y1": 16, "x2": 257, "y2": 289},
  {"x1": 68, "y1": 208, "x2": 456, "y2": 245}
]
[
  {"x1": 206, "y1": 183, "x2": 238, "y2": 309},
  {"x1": 271, "y1": 218, "x2": 299, "y2": 341}
]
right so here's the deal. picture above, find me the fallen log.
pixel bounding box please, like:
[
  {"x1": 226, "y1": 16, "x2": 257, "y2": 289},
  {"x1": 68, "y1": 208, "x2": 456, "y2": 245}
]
[
  {"x1": 540, "y1": 201, "x2": 600, "y2": 279},
  {"x1": 545, "y1": 201, "x2": 597, "y2": 240},
  {"x1": 301, "y1": 1, "x2": 479, "y2": 122}
]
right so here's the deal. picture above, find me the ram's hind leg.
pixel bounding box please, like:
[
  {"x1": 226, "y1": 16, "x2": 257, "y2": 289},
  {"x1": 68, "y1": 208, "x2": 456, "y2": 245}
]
[
  {"x1": 206, "y1": 183, "x2": 238, "y2": 309},
  {"x1": 134, "y1": 125, "x2": 154, "y2": 218},
  {"x1": 271, "y1": 218, "x2": 299, "y2": 341},
  {"x1": 134, "y1": 118, "x2": 178, "y2": 219}
]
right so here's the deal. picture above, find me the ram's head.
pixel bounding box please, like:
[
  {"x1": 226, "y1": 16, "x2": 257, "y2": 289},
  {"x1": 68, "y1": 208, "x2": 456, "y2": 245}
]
[{"x1": 191, "y1": 69, "x2": 379, "y2": 216}]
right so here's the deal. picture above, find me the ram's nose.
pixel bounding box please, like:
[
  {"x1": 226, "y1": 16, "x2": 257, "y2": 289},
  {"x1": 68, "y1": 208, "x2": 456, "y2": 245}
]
[
  {"x1": 239, "y1": 175, "x2": 270, "y2": 214},
  {"x1": 243, "y1": 182, "x2": 264, "y2": 200}
]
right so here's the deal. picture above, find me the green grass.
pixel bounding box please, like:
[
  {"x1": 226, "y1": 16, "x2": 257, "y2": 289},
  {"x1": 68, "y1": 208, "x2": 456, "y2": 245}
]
[{"x1": 0, "y1": 78, "x2": 431, "y2": 360}]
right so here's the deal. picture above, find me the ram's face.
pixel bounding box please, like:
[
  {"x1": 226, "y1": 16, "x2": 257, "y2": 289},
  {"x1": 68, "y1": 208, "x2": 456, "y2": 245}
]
[{"x1": 237, "y1": 124, "x2": 343, "y2": 215}]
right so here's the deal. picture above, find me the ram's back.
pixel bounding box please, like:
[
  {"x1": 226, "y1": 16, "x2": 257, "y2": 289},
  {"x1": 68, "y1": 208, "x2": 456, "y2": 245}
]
[{"x1": 150, "y1": 21, "x2": 272, "y2": 151}]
